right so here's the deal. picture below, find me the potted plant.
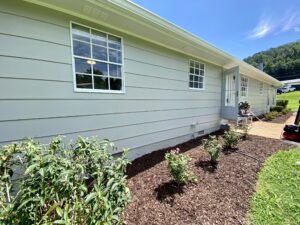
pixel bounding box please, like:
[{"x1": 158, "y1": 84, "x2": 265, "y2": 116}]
[{"x1": 239, "y1": 101, "x2": 250, "y2": 115}]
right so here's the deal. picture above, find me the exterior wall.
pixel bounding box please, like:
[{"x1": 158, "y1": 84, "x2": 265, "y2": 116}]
[
  {"x1": 0, "y1": 0, "x2": 223, "y2": 159},
  {"x1": 239, "y1": 75, "x2": 275, "y2": 116}
]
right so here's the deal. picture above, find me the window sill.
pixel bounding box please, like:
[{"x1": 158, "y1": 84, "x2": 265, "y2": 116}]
[
  {"x1": 74, "y1": 88, "x2": 125, "y2": 94},
  {"x1": 189, "y1": 87, "x2": 205, "y2": 91}
]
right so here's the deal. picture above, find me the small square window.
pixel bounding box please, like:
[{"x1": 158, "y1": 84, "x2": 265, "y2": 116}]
[
  {"x1": 93, "y1": 62, "x2": 108, "y2": 76},
  {"x1": 94, "y1": 76, "x2": 109, "y2": 90},
  {"x1": 76, "y1": 74, "x2": 93, "y2": 89},
  {"x1": 92, "y1": 30, "x2": 107, "y2": 46},
  {"x1": 189, "y1": 60, "x2": 205, "y2": 90},
  {"x1": 73, "y1": 40, "x2": 91, "y2": 58},
  {"x1": 75, "y1": 58, "x2": 92, "y2": 74},
  {"x1": 92, "y1": 45, "x2": 107, "y2": 61}
]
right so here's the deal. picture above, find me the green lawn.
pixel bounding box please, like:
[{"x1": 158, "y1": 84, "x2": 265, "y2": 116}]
[
  {"x1": 277, "y1": 91, "x2": 300, "y2": 112},
  {"x1": 249, "y1": 148, "x2": 300, "y2": 225}
]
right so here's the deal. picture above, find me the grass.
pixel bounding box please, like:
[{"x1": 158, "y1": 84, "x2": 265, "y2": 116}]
[
  {"x1": 277, "y1": 91, "x2": 300, "y2": 112},
  {"x1": 249, "y1": 148, "x2": 300, "y2": 225}
]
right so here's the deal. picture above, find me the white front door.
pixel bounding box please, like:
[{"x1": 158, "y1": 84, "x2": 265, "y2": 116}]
[{"x1": 221, "y1": 66, "x2": 240, "y2": 120}]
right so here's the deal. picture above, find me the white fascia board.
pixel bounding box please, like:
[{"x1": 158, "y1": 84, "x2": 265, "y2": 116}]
[{"x1": 24, "y1": 0, "x2": 281, "y2": 87}]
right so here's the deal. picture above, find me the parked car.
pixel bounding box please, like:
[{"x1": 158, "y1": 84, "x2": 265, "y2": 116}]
[
  {"x1": 284, "y1": 84, "x2": 296, "y2": 92},
  {"x1": 288, "y1": 86, "x2": 296, "y2": 92},
  {"x1": 277, "y1": 87, "x2": 289, "y2": 94}
]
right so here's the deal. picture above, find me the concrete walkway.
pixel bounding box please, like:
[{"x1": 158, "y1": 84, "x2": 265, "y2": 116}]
[{"x1": 248, "y1": 115, "x2": 296, "y2": 140}]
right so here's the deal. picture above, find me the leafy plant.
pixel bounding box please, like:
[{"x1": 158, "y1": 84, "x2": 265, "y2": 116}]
[
  {"x1": 276, "y1": 100, "x2": 289, "y2": 109},
  {"x1": 203, "y1": 136, "x2": 223, "y2": 164},
  {"x1": 223, "y1": 130, "x2": 240, "y2": 149},
  {"x1": 0, "y1": 137, "x2": 130, "y2": 225},
  {"x1": 270, "y1": 106, "x2": 284, "y2": 112},
  {"x1": 165, "y1": 148, "x2": 197, "y2": 185},
  {"x1": 241, "y1": 124, "x2": 251, "y2": 139},
  {"x1": 265, "y1": 111, "x2": 279, "y2": 121},
  {"x1": 282, "y1": 108, "x2": 292, "y2": 115}
]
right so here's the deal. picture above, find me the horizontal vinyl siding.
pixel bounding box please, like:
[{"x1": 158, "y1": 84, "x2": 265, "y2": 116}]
[
  {"x1": 240, "y1": 76, "x2": 271, "y2": 116},
  {"x1": 0, "y1": 0, "x2": 222, "y2": 158}
]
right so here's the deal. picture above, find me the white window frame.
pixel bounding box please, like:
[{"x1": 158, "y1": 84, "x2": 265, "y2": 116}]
[
  {"x1": 240, "y1": 76, "x2": 249, "y2": 98},
  {"x1": 189, "y1": 59, "x2": 205, "y2": 91},
  {"x1": 259, "y1": 82, "x2": 264, "y2": 95},
  {"x1": 70, "y1": 21, "x2": 125, "y2": 94}
]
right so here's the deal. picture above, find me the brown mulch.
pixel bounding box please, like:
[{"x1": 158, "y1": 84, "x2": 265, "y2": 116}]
[
  {"x1": 122, "y1": 134, "x2": 294, "y2": 225},
  {"x1": 264, "y1": 112, "x2": 293, "y2": 124}
]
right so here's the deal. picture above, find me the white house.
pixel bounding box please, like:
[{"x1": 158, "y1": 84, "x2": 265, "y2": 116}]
[{"x1": 0, "y1": 0, "x2": 281, "y2": 159}]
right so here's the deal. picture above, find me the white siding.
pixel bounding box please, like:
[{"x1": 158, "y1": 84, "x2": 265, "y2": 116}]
[
  {"x1": 0, "y1": 0, "x2": 222, "y2": 159},
  {"x1": 240, "y1": 75, "x2": 274, "y2": 116}
]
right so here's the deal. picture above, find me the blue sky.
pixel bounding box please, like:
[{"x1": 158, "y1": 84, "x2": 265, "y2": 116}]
[{"x1": 131, "y1": 0, "x2": 300, "y2": 59}]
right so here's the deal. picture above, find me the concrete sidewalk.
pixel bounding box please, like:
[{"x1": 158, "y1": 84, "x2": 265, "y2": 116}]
[{"x1": 248, "y1": 115, "x2": 296, "y2": 140}]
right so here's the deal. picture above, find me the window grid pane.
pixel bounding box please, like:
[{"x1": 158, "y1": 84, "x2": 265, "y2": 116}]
[
  {"x1": 240, "y1": 77, "x2": 248, "y2": 97},
  {"x1": 72, "y1": 23, "x2": 123, "y2": 92},
  {"x1": 189, "y1": 60, "x2": 205, "y2": 89}
]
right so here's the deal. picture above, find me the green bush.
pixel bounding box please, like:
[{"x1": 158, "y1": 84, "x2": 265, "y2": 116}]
[
  {"x1": 203, "y1": 136, "x2": 223, "y2": 164},
  {"x1": 276, "y1": 100, "x2": 289, "y2": 109},
  {"x1": 0, "y1": 137, "x2": 130, "y2": 225},
  {"x1": 270, "y1": 106, "x2": 284, "y2": 112},
  {"x1": 241, "y1": 124, "x2": 251, "y2": 139},
  {"x1": 223, "y1": 130, "x2": 240, "y2": 149},
  {"x1": 282, "y1": 108, "x2": 292, "y2": 115},
  {"x1": 165, "y1": 148, "x2": 197, "y2": 185},
  {"x1": 264, "y1": 111, "x2": 279, "y2": 121}
]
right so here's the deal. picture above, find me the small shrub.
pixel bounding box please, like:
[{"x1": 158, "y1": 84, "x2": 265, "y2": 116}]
[
  {"x1": 0, "y1": 137, "x2": 130, "y2": 225},
  {"x1": 282, "y1": 108, "x2": 292, "y2": 115},
  {"x1": 265, "y1": 111, "x2": 279, "y2": 121},
  {"x1": 223, "y1": 130, "x2": 240, "y2": 149},
  {"x1": 270, "y1": 106, "x2": 284, "y2": 112},
  {"x1": 241, "y1": 124, "x2": 251, "y2": 139},
  {"x1": 203, "y1": 136, "x2": 223, "y2": 164},
  {"x1": 165, "y1": 148, "x2": 197, "y2": 185},
  {"x1": 276, "y1": 100, "x2": 288, "y2": 109}
]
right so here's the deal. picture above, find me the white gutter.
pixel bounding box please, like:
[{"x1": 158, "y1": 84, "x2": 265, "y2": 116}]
[
  {"x1": 106, "y1": 0, "x2": 282, "y2": 87},
  {"x1": 24, "y1": 0, "x2": 282, "y2": 87}
]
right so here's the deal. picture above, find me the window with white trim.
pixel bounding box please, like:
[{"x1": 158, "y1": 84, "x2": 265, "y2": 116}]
[
  {"x1": 259, "y1": 82, "x2": 264, "y2": 95},
  {"x1": 189, "y1": 60, "x2": 205, "y2": 89},
  {"x1": 71, "y1": 23, "x2": 123, "y2": 92},
  {"x1": 240, "y1": 76, "x2": 248, "y2": 97}
]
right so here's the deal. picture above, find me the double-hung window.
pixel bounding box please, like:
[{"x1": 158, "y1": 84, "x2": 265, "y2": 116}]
[
  {"x1": 240, "y1": 76, "x2": 248, "y2": 97},
  {"x1": 71, "y1": 23, "x2": 124, "y2": 92},
  {"x1": 189, "y1": 60, "x2": 205, "y2": 90}
]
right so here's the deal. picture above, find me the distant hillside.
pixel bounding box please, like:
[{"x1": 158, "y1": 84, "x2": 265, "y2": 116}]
[{"x1": 244, "y1": 41, "x2": 300, "y2": 81}]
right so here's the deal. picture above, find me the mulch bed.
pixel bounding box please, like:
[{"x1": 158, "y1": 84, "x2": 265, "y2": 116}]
[
  {"x1": 122, "y1": 133, "x2": 294, "y2": 225},
  {"x1": 264, "y1": 112, "x2": 294, "y2": 124}
]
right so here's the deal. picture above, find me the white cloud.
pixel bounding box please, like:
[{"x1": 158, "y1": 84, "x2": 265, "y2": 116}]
[
  {"x1": 248, "y1": 10, "x2": 300, "y2": 40},
  {"x1": 248, "y1": 17, "x2": 273, "y2": 39},
  {"x1": 281, "y1": 11, "x2": 300, "y2": 32}
]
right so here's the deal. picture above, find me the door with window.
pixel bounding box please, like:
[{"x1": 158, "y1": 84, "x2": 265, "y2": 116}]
[{"x1": 221, "y1": 66, "x2": 240, "y2": 120}]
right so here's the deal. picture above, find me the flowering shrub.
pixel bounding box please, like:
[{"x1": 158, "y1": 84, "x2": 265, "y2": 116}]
[
  {"x1": 223, "y1": 130, "x2": 240, "y2": 149},
  {"x1": 165, "y1": 148, "x2": 197, "y2": 185},
  {"x1": 0, "y1": 137, "x2": 130, "y2": 225},
  {"x1": 203, "y1": 136, "x2": 223, "y2": 164}
]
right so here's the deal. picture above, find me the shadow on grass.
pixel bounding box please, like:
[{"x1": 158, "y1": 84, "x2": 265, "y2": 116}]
[
  {"x1": 154, "y1": 181, "x2": 184, "y2": 205},
  {"x1": 196, "y1": 160, "x2": 218, "y2": 173}
]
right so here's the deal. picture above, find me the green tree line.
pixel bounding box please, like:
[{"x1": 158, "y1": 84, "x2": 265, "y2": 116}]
[{"x1": 244, "y1": 40, "x2": 300, "y2": 80}]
